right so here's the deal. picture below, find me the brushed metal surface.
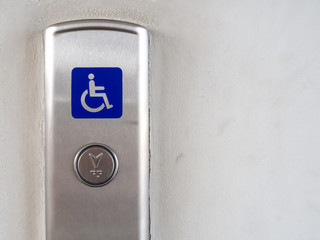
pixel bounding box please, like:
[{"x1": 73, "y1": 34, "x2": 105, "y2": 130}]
[{"x1": 45, "y1": 20, "x2": 149, "y2": 240}]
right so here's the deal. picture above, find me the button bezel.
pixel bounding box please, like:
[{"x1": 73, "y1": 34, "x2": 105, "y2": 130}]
[{"x1": 74, "y1": 143, "x2": 119, "y2": 187}]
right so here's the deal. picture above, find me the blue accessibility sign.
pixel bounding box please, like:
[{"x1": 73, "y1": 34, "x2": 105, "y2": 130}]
[{"x1": 71, "y1": 67, "x2": 123, "y2": 119}]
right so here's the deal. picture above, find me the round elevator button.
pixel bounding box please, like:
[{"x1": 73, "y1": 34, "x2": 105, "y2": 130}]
[{"x1": 74, "y1": 144, "x2": 118, "y2": 187}]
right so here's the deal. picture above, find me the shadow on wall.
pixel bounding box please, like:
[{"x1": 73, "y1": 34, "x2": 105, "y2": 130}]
[{"x1": 22, "y1": 31, "x2": 45, "y2": 240}]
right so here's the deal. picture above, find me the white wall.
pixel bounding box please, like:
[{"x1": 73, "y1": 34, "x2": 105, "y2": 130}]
[{"x1": 1, "y1": 0, "x2": 320, "y2": 239}]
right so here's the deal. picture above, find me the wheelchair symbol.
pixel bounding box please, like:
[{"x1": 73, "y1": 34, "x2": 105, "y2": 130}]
[{"x1": 80, "y1": 73, "x2": 113, "y2": 113}]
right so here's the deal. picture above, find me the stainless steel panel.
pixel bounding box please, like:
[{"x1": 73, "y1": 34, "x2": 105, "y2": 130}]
[{"x1": 45, "y1": 20, "x2": 149, "y2": 240}]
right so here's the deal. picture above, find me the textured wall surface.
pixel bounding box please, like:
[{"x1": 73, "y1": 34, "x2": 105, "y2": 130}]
[{"x1": 1, "y1": 0, "x2": 320, "y2": 239}]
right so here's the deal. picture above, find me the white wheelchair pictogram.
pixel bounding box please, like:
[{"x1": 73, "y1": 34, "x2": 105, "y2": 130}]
[{"x1": 81, "y1": 73, "x2": 113, "y2": 113}]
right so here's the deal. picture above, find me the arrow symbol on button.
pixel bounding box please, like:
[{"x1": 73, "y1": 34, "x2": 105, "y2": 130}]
[{"x1": 89, "y1": 153, "x2": 103, "y2": 169}]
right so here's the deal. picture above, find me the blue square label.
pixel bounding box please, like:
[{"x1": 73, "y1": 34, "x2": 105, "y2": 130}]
[{"x1": 72, "y1": 67, "x2": 123, "y2": 119}]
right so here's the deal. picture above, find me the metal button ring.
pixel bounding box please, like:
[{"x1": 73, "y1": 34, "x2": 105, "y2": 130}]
[{"x1": 74, "y1": 143, "x2": 118, "y2": 187}]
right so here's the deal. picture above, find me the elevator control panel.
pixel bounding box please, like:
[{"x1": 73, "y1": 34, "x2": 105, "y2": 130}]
[{"x1": 45, "y1": 20, "x2": 149, "y2": 240}]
